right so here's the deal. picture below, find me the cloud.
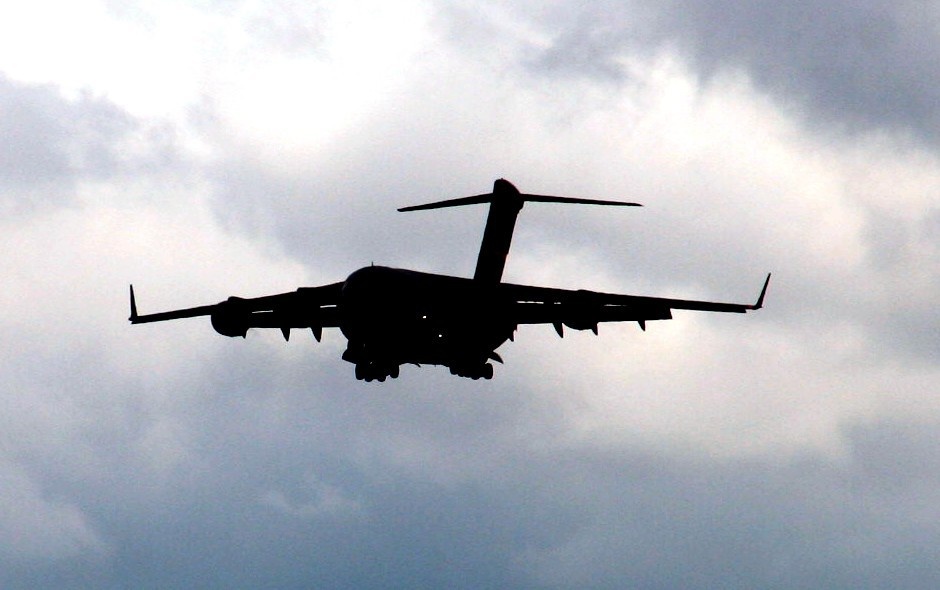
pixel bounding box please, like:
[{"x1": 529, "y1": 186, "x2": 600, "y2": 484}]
[
  {"x1": 1, "y1": 0, "x2": 940, "y2": 588},
  {"x1": 514, "y1": 419, "x2": 940, "y2": 588},
  {"x1": 0, "y1": 460, "x2": 109, "y2": 563},
  {"x1": 0, "y1": 75, "x2": 140, "y2": 217},
  {"x1": 508, "y1": 0, "x2": 940, "y2": 142}
]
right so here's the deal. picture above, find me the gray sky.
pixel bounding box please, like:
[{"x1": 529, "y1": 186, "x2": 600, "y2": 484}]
[{"x1": 1, "y1": 1, "x2": 939, "y2": 588}]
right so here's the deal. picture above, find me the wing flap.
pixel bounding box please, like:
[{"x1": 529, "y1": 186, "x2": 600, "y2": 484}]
[
  {"x1": 501, "y1": 273, "x2": 770, "y2": 327},
  {"x1": 512, "y1": 301, "x2": 673, "y2": 325}
]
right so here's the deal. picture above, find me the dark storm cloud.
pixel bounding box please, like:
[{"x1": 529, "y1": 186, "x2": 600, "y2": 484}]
[
  {"x1": 8, "y1": 341, "x2": 940, "y2": 590},
  {"x1": 514, "y1": 420, "x2": 940, "y2": 589},
  {"x1": 521, "y1": 0, "x2": 940, "y2": 142}
]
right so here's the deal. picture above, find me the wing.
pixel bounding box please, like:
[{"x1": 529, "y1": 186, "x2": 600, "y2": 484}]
[
  {"x1": 129, "y1": 282, "x2": 344, "y2": 341},
  {"x1": 499, "y1": 273, "x2": 770, "y2": 335}
]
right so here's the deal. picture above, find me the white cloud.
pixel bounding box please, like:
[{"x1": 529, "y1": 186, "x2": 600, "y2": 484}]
[{"x1": 1, "y1": 1, "x2": 940, "y2": 587}]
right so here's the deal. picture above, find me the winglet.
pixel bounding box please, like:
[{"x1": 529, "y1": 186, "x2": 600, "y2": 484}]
[
  {"x1": 751, "y1": 273, "x2": 771, "y2": 310},
  {"x1": 129, "y1": 285, "x2": 138, "y2": 322}
]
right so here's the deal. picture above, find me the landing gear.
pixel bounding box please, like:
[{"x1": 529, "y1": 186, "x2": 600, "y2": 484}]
[
  {"x1": 354, "y1": 361, "x2": 400, "y2": 382},
  {"x1": 345, "y1": 342, "x2": 401, "y2": 382},
  {"x1": 449, "y1": 362, "x2": 494, "y2": 380}
]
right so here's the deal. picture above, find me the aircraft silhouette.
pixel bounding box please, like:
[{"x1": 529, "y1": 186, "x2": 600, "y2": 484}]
[{"x1": 130, "y1": 179, "x2": 770, "y2": 381}]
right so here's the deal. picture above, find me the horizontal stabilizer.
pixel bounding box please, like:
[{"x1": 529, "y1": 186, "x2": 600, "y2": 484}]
[
  {"x1": 398, "y1": 193, "x2": 493, "y2": 212},
  {"x1": 520, "y1": 194, "x2": 642, "y2": 207},
  {"x1": 399, "y1": 179, "x2": 641, "y2": 212}
]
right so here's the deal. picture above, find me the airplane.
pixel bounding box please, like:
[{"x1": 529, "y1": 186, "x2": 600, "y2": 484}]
[{"x1": 130, "y1": 179, "x2": 770, "y2": 381}]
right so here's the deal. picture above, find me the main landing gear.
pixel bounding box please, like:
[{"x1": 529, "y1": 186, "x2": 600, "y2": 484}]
[
  {"x1": 449, "y1": 363, "x2": 494, "y2": 380},
  {"x1": 354, "y1": 362, "x2": 400, "y2": 382}
]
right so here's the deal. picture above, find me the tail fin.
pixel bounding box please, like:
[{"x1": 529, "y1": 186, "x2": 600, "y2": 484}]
[{"x1": 399, "y1": 179, "x2": 641, "y2": 284}]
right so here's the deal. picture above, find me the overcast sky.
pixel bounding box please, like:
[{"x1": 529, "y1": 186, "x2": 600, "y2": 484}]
[{"x1": 1, "y1": 1, "x2": 939, "y2": 588}]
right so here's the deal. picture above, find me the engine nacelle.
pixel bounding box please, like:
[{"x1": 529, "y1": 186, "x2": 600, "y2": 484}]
[
  {"x1": 210, "y1": 298, "x2": 250, "y2": 338},
  {"x1": 563, "y1": 296, "x2": 600, "y2": 333}
]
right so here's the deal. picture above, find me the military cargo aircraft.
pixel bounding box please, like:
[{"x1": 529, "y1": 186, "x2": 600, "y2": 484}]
[{"x1": 130, "y1": 179, "x2": 769, "y2": 381}]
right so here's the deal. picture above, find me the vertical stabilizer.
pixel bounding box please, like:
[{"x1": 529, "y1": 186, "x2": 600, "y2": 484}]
[{"x1": 473, "y1": 179, "x2": 524, "y2": 284}]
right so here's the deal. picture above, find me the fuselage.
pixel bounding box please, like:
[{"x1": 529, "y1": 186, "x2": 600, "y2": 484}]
[{"x1": 339, "y1": 265, "x2": 514, "y2": 370}]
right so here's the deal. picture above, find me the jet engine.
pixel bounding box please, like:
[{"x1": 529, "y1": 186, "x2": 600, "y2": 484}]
[
  {"x1": 562, "y1": 296, "x2": 600, "y2": 334},
  {"x1": 210, "y1": 298, "x2": 250, "y2": 338}
]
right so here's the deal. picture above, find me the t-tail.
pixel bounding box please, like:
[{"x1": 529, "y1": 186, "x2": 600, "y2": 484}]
[{"x1": 399, "y1": 179, "x2": 641, "y2": 284}]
